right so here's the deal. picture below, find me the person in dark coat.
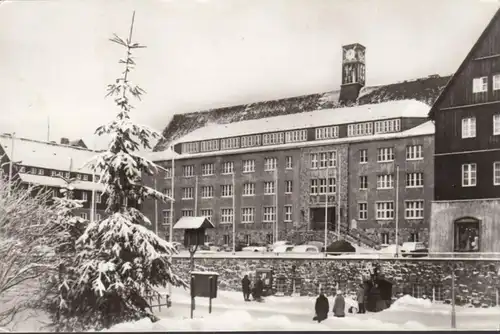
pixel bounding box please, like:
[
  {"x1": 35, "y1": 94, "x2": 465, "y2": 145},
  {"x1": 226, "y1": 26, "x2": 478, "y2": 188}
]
[
  {"x1": 356, "y1": 284, "x2": 366, "y2": 314},
  {"x1": 252, "y1": 277, "x2": 264, "y2": 301},
  {"x1": 313, "y1": 292, "x2": 329, "y2": 323},
  {"x1": 333, "y1": 290, "x2": 345, "y2": 318},
  {"x1": 241, "y1": 275, "x2": 251, "y2": 301}
]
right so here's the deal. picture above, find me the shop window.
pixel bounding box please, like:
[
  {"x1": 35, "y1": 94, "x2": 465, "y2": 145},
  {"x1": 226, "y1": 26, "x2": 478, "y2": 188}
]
[{"x1": 454, "y1": 217, "x2": 480, "y2": 252}]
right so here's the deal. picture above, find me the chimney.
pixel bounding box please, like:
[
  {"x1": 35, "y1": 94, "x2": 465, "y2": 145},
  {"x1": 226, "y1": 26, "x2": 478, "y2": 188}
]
[
  {"x1": 339, "y1": 43, "x2": 366, "y2": 105},
  {"x1": 60, "y1": 137, "x2": 70, "y2": 145}
]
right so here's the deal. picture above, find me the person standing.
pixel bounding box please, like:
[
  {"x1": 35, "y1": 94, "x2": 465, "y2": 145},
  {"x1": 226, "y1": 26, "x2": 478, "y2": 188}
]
[
  {"x1": 333, "y1": 290, "x2": 345, "y2": 318},
  {"x1": 241, "y1": 274, "x2": 251, "y2": 301},
  {"x1": 313, "y1": 291, "x2": 329, "y2": 323},
  {"x1": 357, "y1": 284, "x2": 366, "y2": 314}
]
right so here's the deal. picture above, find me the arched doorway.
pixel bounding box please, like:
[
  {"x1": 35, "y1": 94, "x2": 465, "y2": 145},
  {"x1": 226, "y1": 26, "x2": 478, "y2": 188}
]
[{"x1": 453, "y1": 217, "x2": 480, "y2": 252}]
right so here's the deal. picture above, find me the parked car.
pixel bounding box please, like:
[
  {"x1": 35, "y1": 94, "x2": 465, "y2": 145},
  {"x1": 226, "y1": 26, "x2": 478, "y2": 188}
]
[
  {"x1": 268, "y1": 240, "x2": 292, "y2": 252},
  {"x1": 222, "y1": 241, "x2": 246, "y2": 252},
  {"x1": 199, "y1": 242, "x2": 222, "y2": 252},
  {"x1": 291, "y1": 245, "x2": 320, "y2": 253},
  {"x1": 305, "y1": 241, "x2": 325, "y2": 252},
  {"x1": 242, "y1": 243, "x2": 267, "y2": 252},
  {"x1": 326, "y1": 240, "x2": 356, "y2": 255},
  {"x1": 400, "y1": 242, "x2": 428, "y2": 258},
  {"x1": 273, "y1": 245, "x2": 295, "y2": 253}
]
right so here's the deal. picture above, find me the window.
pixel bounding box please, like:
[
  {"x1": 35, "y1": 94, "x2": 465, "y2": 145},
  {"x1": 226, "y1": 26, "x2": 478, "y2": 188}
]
[
  {"x1": 201, "y1": 186, "x2": 214, "y2": 198},
  {"x1": 242, "y1": 208, "x2": 255, "y2": 223},
  {"x1": 376, "y1": 202, "x2": 395, "y2": 220},
  {"x1": 181, "y1": 142, "x2": 199, "y2": 154},
  {"x1": 243, "y1": 183, "x2": 255, "y2": 196},
  {"x1": 241, "y1": 135, "x2": 261, "y2": 148},
  {"x1": 374, "y1": 119, "x2": 401, "y2": 134},
  {"x1": 377, "y1": 174, "x2": 394, "y2": 189},
  {"x1": 182, "y1": 165, "x2": 195, "y2": 177},
  {"x1": 462, "y1": 163, "x2": 477, "y2": 187},
  {"x1": 494, "y1": 162, "x2": 500, "y2": 185},
  {"x1": 472, "y1": 76, "x2": 488, "y2": 93},
  {"x1": 264, "y1": 157, "x2": 277, "y2": 171},
  {"x1": 263, "y1": 206, "x2": 276, "y2": 222},
  {"x1": 163, "y1": 188, "x2": 172, "y2": 198},
  {"x1": 284, "y1": 205, "x2": 292, "y2": 222},
  {"x1": 266, "y1": 234, "x2": 273, "y2": 244},
  {"x1": 406, "y1": 145, "x2": 423, "y2": 160},
  {"x1": 494, "y1": 114, "x2": 500, "y2": 136},
  {"x1": 19, "y1": 166, "x2": 26, "y2": 173},
  {"x1": 96, "y1": 193, "x2": 102, "y2": 203},
  {"x1": 82, "y1": 192, "x2": 88, "y2": 202},
  {"x1": 164, "y1": 167, "x2": 172, "y2": 178},
  {"x1": 285, "y1": 129, "x2": 307, "y2": 143},
  {"x1": 406, "y1": 172, "x2": 424, "y2": 188},
  {"x1": 310, "y1": 179, "x2": 318, "y2": 195},
  {"x1": 80, "y1": 213, "x2": 88, "y2": 220},
  {"x1": 243, "y1": 160, "x2": 255, "y2": 173},
  {"x1": 76, "y1": 174, "x2": 82, "y2": 180},
  {"x1": 285, "y1": 180, "x2": 293, "y2": 194},
  {"x1": 221, "y1": 184, "x2": 234, "y2": 197},
  {"x1": 315, "y1": 126, "x2": 339, "y2": 140},
  {"x1": 181, "y1": 209, "x2": 194, "y2": 217},
  {"x1": 64, "y1": 172, "x2": 70, "y2": 178},
  {"x1": 264, "y1": 181, "x2": 275, "y2": 195},
  {"x1": 51, "y1": 170, "x2": 57, "y2": 177},
  {"x1": 162, "y1": 210, "x2": 171, "y2": 225},
  {"x1": 462, "y1": 117, "x2": 476, "y2": 138},
  {"x1": 285, "y1": 156, "x2": 293, "y2": 169},
  {"x1": 201, "y1": 163, "x2": 214, "y2": 176},
  {"x1": 359, "y1": 176, "x2": 368, "y2": 190},
  {"x1": 381, "y1": 233, "x2": 389, "y2": 244},
  {"x1": 30, "y1": 168, "x2": 37, "y2": 174},
  {"x1": 359, "y1": 149, "x2": 368, "y2": 163},
  {"x1": 310, "y1": 153, "x2": 318, "y2": 169},
  {"x1": 405, "y1": 200, "x2": 424, "y2": 219},
  {"x1": 358, "y1": 202, "x2": 368, "y2": 220},
  {"x1": 222, "y1": 161, "x2": 234, "y2": 174},
  {"x1": 182, "y1": 187, "x2": 194, "y2": 199},
  {"x1": 377, "y1": 147, "x2": 395, "y2": 162},
  {"x1": 347, "y1": 122, "x2": 373, "y2": 137},
  {"x1": 223, "y1": 234, "x2": 230, "y2": 244},
  {"x1": 220, "y1": 208, "x2": 234, "y2": 224},
  {"x1": 200, "y1": 209, "x2": 213, "y2": 221},
  {"x1": 262, "y1": 132, "x2": 284, "y2": 146},
  {"x1": 454, "y1": 217, "x2": 480, "y2": 252},
  {"x1": 200, "y1": 139, "x2": 219, "y2": 152},
  {"x1": 319, "y1": 151, "x2": 336, "y2": 168},
  {"x1": 220, "y1": 137, "x2": 240, "y2": 150},
  {"x1": 410, "y1": 232, "x2": 419, "y2": 242},
  {"x1": 318, "y1": 178, "x2": 336, "y2": 194},
  {"x1": 83, "y1": 175, "x2": 89, "y2": 181},
  {"x1": 38, "y1": 169, "x2": 44, "y2": 176},
  {"x1": 494, "y1": 74, "x2": 500, "y2": 91}
]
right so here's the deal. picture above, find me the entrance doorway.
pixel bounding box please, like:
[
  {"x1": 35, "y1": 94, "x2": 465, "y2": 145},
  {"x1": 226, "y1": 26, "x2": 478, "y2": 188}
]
[{"x1": 309, "y1": 207, "x2": 336, "y2": 231}]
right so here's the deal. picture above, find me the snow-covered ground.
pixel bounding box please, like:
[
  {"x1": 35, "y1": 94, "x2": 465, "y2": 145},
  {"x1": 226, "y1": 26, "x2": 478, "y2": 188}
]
[{"x1": 103, "y1": 287, "x2": 500, "y2": 331}]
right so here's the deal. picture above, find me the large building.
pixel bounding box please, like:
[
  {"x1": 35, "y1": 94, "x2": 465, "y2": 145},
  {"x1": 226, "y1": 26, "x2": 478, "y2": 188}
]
[
  {"x1": 429, "y1": 8, "x2": 500, "y2": 254},
  {"x1": 0, "y1": 134, "x2": 106, "y2": 219},
  {"x1": 144, "y1": 43, "x2": 444, "y2": 247}
]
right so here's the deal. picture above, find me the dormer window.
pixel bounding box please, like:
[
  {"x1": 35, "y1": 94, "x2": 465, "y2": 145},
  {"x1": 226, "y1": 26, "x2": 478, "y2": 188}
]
[{"x1": 472, "y1": 76, "x2": 488, "y2": 93}]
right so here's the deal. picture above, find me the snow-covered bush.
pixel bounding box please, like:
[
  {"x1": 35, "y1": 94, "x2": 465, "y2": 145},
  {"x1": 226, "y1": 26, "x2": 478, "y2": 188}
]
[{"x1": 49, "y1": 13, "x2": 186, "y2": 332}]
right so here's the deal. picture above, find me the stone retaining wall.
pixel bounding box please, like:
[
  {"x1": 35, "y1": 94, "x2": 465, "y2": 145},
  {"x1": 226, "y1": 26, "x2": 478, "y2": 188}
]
[{"x1": 172, "y1": 256, "x2": 500, "y2": 307}]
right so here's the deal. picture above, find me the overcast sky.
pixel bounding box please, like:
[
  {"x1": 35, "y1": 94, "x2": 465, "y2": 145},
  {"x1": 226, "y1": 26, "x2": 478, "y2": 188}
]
[{"x1": 0, "y1": 0, "x2": 498, "y2": 150}]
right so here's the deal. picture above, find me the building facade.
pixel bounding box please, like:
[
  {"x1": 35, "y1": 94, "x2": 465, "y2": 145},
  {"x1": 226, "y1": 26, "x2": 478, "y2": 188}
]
[
  {"x1": 144, "y1": 99, "x2": 435, "y2": 248},
  {"x1": 429, "y1": 8, "x2": 500, "y2": 255},
  {"x1": 0, "y1": 135, "x2": 106, "y2": 219}
]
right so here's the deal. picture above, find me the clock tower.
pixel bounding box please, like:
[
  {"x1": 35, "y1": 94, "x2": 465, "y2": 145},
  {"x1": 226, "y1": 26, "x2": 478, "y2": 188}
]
[{"x1": 339, "y1": 43, "x2": 366, "y2": 105}]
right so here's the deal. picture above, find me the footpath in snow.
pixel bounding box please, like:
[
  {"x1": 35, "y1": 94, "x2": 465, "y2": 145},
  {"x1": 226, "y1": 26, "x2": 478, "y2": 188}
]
[{"x1": 103, "y1": 287, "x2": 500, "y2": 331}]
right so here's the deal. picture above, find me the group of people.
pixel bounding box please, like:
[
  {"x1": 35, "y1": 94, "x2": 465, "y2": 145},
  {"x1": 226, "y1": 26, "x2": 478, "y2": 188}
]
[
  {"x1": 313, "y1": 284, "x2": 366, "y2": 323},
  {"x1": 241, "y1": 274, "x2": 264, "y2": 302}
]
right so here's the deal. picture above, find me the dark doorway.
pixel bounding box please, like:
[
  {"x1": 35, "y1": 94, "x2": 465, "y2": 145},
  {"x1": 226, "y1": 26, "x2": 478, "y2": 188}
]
[{"x1": 309, "y1": 207, "x2": 336, "y2": 231}]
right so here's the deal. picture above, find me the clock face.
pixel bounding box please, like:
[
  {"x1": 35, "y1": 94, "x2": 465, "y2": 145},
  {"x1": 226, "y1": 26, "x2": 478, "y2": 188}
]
[{"x1": 345, "y1": 49, "x2": 356, "y2": 61}]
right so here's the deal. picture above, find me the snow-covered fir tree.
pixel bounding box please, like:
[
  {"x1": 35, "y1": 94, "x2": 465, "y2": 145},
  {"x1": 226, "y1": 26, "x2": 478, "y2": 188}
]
[{"x1": 53, "y1": 13, "x2": 185, "y2": 331}]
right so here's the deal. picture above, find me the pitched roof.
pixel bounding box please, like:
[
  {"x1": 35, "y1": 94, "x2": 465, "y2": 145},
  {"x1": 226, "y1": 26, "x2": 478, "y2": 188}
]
[
  {"x1": 173, "y1": 216, "x2": 215, "y2": 230},
  {"x1": 0, "y1": 135, "x2": 98, "y2": 174},
  {"x1": 177, "y1": 99, "x2": 429, "y2": 143},
  {"x1": 154, "y1": 74, "x2": 451, "y2": 151},
  {"x1": 428, "y1": 8, "x2": 500, "y2": 119},
  {"x1": 18, "y1": 173, "x2": 104, "y2": 192}
]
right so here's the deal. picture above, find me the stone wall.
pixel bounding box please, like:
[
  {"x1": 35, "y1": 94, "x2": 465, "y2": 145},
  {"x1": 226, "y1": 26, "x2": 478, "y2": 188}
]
[{"x1": 173, "y1": 256, "x2": 500, "y2": 307}]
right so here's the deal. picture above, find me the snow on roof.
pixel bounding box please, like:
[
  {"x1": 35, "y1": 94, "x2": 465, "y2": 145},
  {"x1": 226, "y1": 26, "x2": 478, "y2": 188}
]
[
  {"x1": 141, "y1": 148, "x2": 179, "y2": 162},
  {"x1": 173, "y1": 121, "x2": 435, "y2": 160},
  {"x1": 191, "y1": 271, "x2": 219, "y2": 276},
  {"x1": 0, "y1": 135, "x2": 98, "y2": 174},
  {"x1": 18, "y1": 173, "x2": 105, "y2": 192},
  {"x1": 173, "y1": 216, "x2": 215, "y2": 230},
  {"x1": 177, "y1": 100, "x2": 429, "y2": 143}
]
